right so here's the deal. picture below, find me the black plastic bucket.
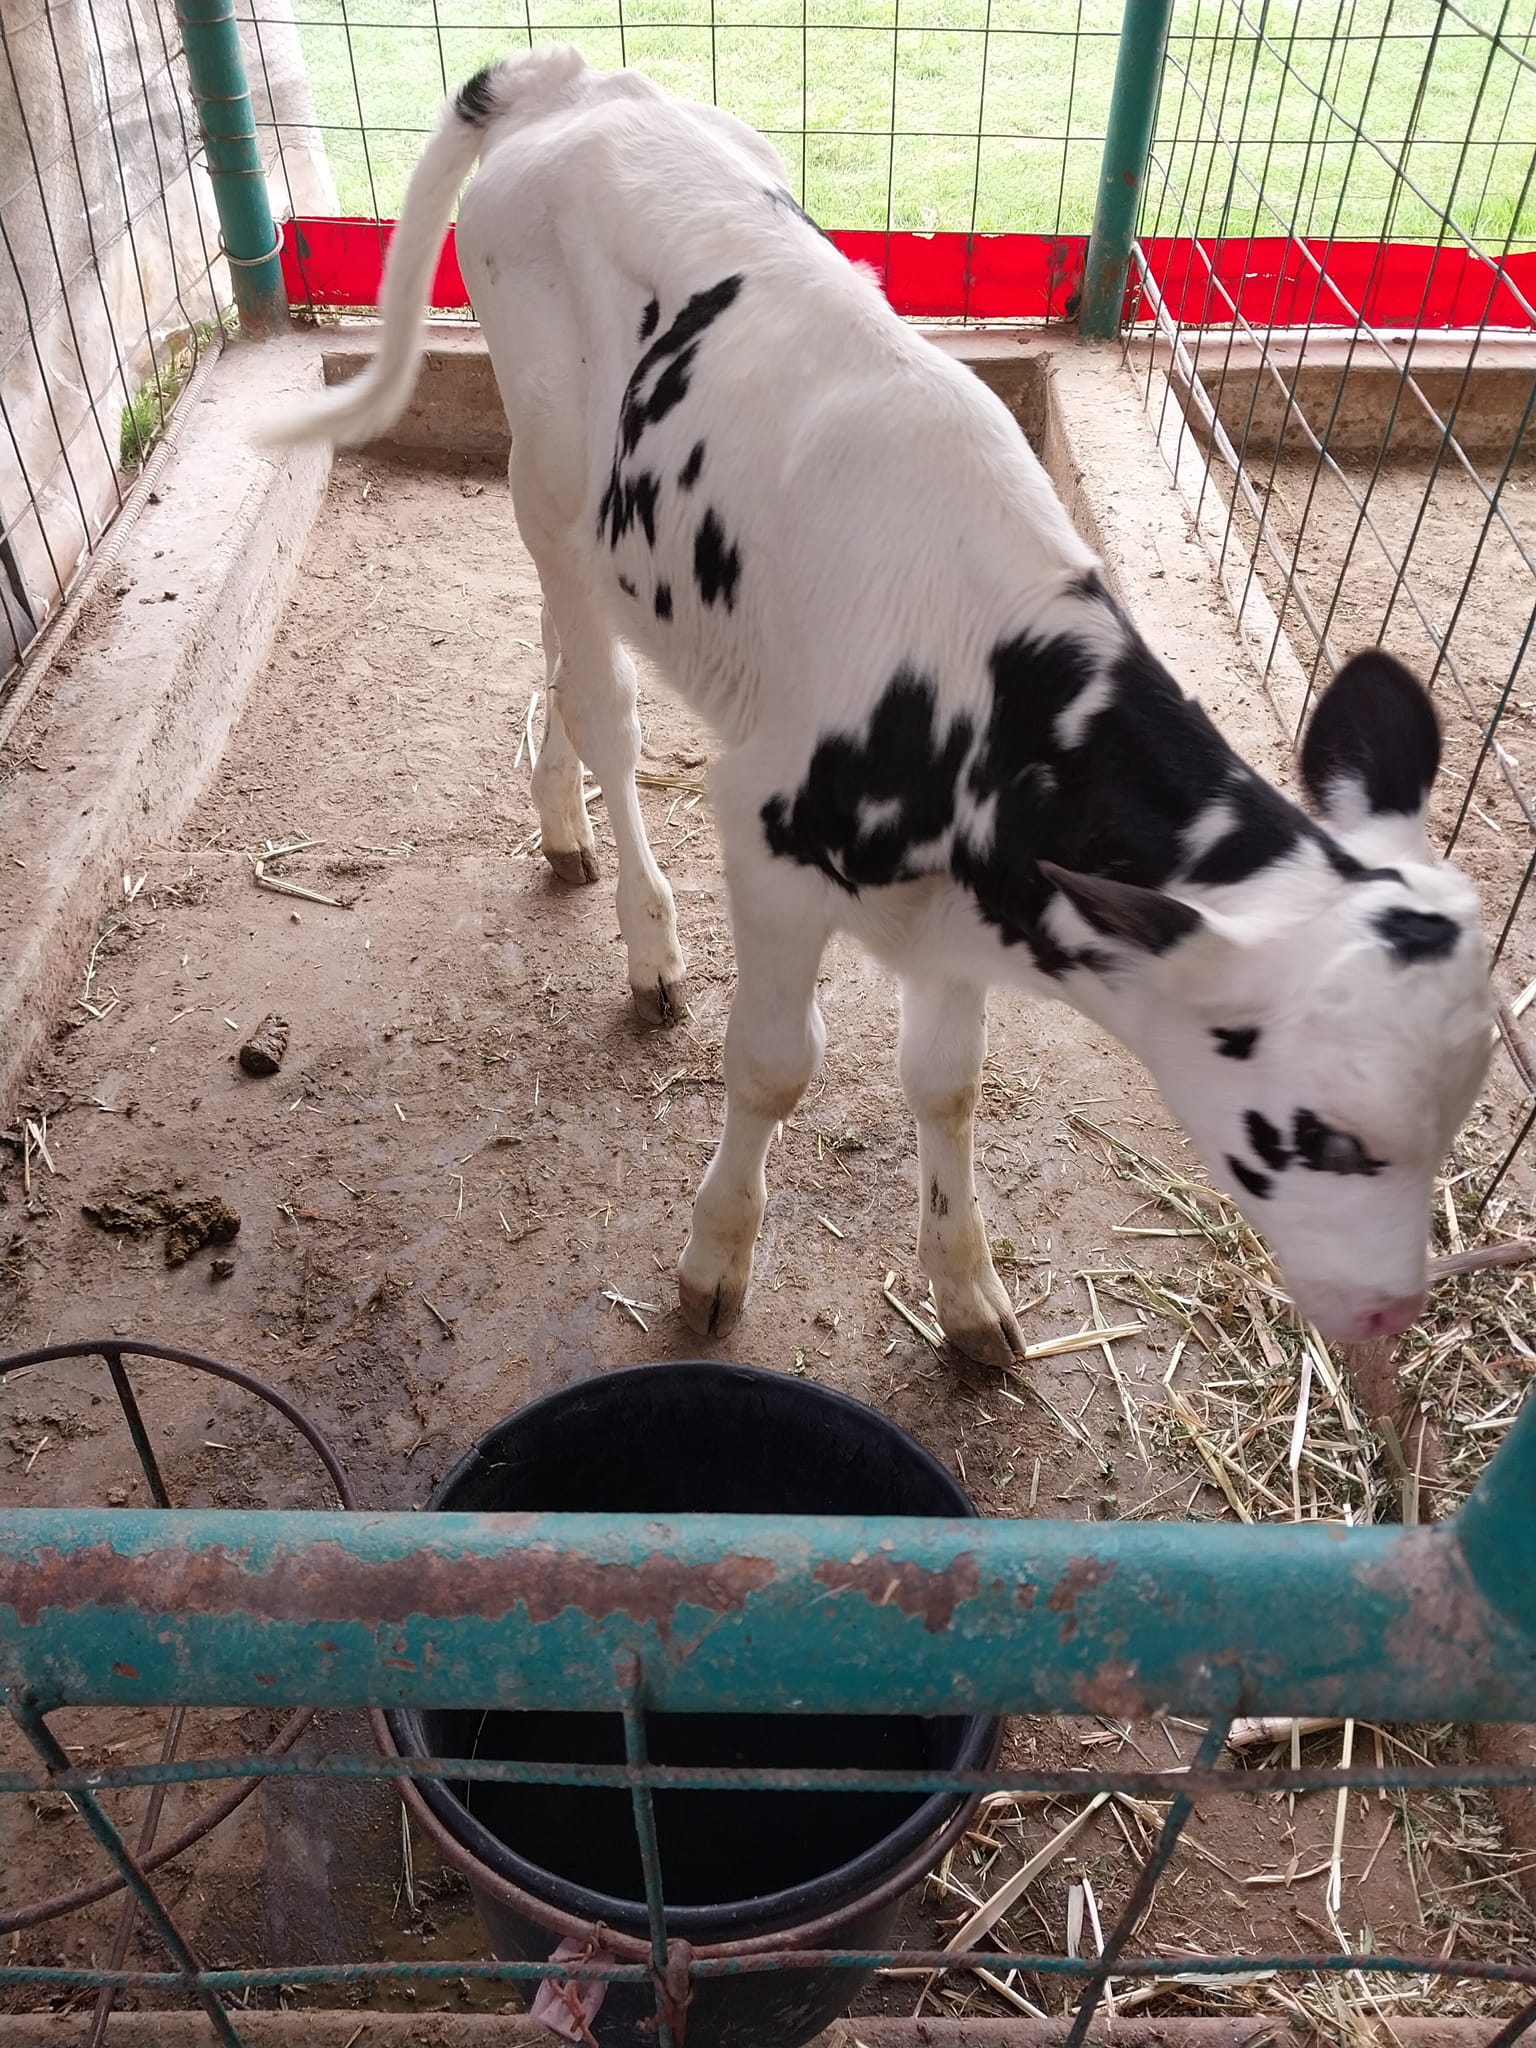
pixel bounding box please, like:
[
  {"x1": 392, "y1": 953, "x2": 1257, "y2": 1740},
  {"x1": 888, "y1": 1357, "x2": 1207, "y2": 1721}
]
[{"x1": 386, "y1": 1360, "x2": 999, "y2": 2047}]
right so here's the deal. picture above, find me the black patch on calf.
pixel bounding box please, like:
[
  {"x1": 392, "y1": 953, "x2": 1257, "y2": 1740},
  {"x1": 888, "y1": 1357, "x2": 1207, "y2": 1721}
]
[
  {"x1": 1293, "y1": 1109, "x2": 1384, "y2": 1177},
  {"x1": 678, "y1": 441, "x2": 706, "y2": 491},
  {"x1": 766, "y1": 185, "x2": 831, "y2": 238},
  {"x1": 1244, "y1": 1111, "x2": 1291, "y2": 1173},
  {"x1": 694, "y1": 510, "x2": 741, "y2": 610},
  {"x1": 1299, "y1": 649, "x2": 1441, "y2": 820},
  {"x1": 600, "y1": 468, "x2": 661, "y2": 551},
  {"x1": 1213, "y1": 1026, "x2": 1259, "y2": 1060},
  {"x1": 1187, "y1": 796, "x2": 1302, "y2": 886},
  {"x1": 951, "y1": 628, "x2": 1232, "y2": 964},
  {"x1": 762, "y1": 591, "x2": 1353, "y2": 985},
  {"x1": 1071, "y1": 568, "x2": 1116, "y2": 607},
  {"x1": 1375, "y1": 904, "x2": 1459, "y2": 963},
  {"x1": 654, "y1": 582, "x2": 673, "y2": 621},
  {"x1": 1228, "y1": 1155, "x2": 1272, "y2": 1201},
  {"x1": 455, "y1": 66, "x2": 498, "y2": 123},
  {"x1": 638, "y1": 297, "x2": 660, "y2": 342},
  {"x1": 1055, "y1": 637, "x2": 1280, "y2": 888},
  {"x1": 635, "y1": 354, "x2": 697, "y2": 446},
  {"x1": 617, "y1": 574, "x2": 638, "y2": 599},
  {"x1": 762, "y1": 668, "x2": 973, "y2": 893},
  {"x1": 1347, "y1": 860, "x2": 1406, "y2": 885},
  {"x1": 633, "y1": 473, "x2": 659, "y2": 548},
  {"x1": 619, "y1": 274, "x2": 744, "y2": 456}
]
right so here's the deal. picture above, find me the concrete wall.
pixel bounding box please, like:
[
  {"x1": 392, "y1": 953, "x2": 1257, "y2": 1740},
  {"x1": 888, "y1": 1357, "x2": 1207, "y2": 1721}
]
[{"x1": 1142, "y1": 334, "x2": 1536, "y2": 463}]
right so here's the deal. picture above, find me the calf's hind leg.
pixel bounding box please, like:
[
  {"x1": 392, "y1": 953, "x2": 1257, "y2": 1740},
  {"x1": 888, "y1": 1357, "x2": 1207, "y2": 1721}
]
[
  {"x1": 530, "y1": 600, "x2": 599, "y2": 886},
  {"x1": 514, "y1": 497, "x2": 688, "y2": 1023}
]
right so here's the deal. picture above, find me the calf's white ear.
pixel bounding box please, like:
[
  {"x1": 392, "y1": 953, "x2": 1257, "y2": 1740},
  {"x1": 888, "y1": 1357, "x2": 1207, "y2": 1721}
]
[
  {"x1": 1039, "y1": 861, "x2": 1205, "y2": 953},
  {"x1": 1298, "y1": 650, "x2": 1440, "y2": 863}
]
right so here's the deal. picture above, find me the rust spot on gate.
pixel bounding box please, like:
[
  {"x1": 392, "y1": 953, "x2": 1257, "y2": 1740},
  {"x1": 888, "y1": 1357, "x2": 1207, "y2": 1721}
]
[
  {"x1": 3, "y1": 1532, "x2": 780, "y2": 1637},
  {"x1": 1079, "y1": 1657, "x2": 1148, "y2": 1719},
  {"x1": 1367, "y1": 1526, "x2": 1513, "y2": 1698},
  {"x1": 813, "y1": 1553, "x2": 979, "y2": 1633},
  {"x1": 1046, "y1": 1556, "x2": 1118, "y2": 1640}
]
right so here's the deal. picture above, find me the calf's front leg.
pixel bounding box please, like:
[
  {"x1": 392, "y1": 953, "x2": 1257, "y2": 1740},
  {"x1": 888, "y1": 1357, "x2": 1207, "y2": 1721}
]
[
  {"x1": 898, "y1": 976, "x2": 1023, "y2": 1367},
  {"x1": 679, "y1": 874, "x2": 828, "y2": 1336}
]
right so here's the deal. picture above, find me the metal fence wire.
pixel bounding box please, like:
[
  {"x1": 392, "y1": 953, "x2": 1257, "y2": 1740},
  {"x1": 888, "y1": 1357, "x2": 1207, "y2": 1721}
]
[
  {"x1": 1126, "y1": 0, "x2": 1536, "y2": 1100},
  {"x1": 251, "y1": 0, "x2": 1129, "y2": 244},
  {"x1": 2, "y1": 1339, "x2": 1536, "y2": 2046},
  {"x1": 0, "y1": 0, "x2": 329, "y2": 701},
  {"x1": 0, "y1": 1, "x2": 228, "y2": 680}
]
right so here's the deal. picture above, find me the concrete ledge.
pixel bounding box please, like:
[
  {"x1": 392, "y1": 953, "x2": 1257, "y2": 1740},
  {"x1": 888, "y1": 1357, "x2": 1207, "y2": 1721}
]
[
  {"x1": 322, "y1": 323, "x2": 511, "y2": 459},
  {"x1": 0, "y1": 334, "x2": 331, "y2": 1120},
  {"x1": 1131, "y1": 331, "x2": 1536, "y2": 462},
  {"x1": 318, "y1": 321, "x2": 1052, "y2": 460},
  {"x1": 1040, "y1": 341, "x2": 1298, "y2": 770}
]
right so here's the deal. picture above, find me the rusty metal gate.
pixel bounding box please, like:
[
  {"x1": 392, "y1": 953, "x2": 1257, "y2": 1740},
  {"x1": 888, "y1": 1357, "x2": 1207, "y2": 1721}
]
[{"x1": 2, "y1": 1337, "x2": 1534, "y2": 2046}]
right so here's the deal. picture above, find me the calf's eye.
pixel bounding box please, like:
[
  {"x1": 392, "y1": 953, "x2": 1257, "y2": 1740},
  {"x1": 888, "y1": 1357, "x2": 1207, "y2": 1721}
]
[
  {"x1": 1318, "y1": 1132, "x2": 1366, "y2": 1173},
  {"x1": 1293, "y1": 1109, "x2": 1384, "y2": 1177}
]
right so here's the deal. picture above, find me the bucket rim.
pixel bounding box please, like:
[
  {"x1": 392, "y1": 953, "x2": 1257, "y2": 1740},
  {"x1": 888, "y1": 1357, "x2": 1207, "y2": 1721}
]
[
  {"x1": 384, "y1": 1358, "x2": 1001, "y2": 1941},
  {"x1": 420, "y1": 1356, "x2": 978, "y2": 1521}
]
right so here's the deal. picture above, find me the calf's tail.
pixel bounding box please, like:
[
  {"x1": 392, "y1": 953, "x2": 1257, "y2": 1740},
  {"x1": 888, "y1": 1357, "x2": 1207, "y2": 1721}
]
[{"x1": 257, "y1": 47, "x2": 584, "y2": 450}]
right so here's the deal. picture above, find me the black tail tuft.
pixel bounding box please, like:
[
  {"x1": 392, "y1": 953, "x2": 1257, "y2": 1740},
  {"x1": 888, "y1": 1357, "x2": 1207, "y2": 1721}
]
[{"x1": 455, "y1": 65, "x2": 500, "y2": 124}]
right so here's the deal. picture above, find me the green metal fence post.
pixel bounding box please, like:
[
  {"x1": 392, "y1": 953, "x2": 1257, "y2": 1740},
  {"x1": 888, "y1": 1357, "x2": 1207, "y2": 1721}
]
[
  {"x1": 174, "y1": 0, "x2": 289, "y2": 337},
  {"x1": 1452, "y1": 1385, "x2": 1536, "y2": 1640},
  {"x1": 1078, "y1": 0, "x2": 1177, "y2": 340}
]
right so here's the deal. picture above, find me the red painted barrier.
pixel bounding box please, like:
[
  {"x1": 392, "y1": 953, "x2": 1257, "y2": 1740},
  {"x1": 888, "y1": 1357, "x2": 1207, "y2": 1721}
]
[{"x1": 280, "y1": 216, "x2": 1536, "y2": 331}]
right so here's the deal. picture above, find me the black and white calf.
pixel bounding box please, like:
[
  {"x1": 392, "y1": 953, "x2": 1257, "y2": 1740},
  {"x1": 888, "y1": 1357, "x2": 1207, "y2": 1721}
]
[{"x1": 263, "y1": 46, "x2": 1493, "y2": 1358}]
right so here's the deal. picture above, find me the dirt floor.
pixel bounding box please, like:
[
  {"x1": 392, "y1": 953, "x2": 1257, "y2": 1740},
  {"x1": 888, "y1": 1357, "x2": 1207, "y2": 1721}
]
[{"x1": 4, "y1": 451, "x2": 1535, "y2": 2033}]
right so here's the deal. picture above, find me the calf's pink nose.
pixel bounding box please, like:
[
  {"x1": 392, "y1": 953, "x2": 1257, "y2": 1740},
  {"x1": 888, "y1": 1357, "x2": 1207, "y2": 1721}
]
[{"x1": 1362, "y1": 1294, "x2": 1424, "y2": 1341}]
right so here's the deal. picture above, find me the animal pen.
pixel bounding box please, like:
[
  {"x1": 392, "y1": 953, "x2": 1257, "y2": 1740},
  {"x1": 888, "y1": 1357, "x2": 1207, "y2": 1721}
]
[{"x1": 2, "y1": 0, "x2": 1536, "y2": 2044}]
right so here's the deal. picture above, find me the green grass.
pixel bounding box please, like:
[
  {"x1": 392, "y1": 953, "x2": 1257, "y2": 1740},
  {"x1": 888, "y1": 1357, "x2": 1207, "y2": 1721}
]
[
  {"x1": 118, "y1": 317, "x2": 233, "y2": 470},
  {"x1": 293, "y1": 0, "x2": 1536, "y2": 245}
]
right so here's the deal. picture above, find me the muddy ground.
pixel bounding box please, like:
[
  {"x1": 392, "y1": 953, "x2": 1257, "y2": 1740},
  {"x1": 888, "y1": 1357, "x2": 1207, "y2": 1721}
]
[{"x1": 4, "y1": 453, "x2": 1533, "y2": 2030}]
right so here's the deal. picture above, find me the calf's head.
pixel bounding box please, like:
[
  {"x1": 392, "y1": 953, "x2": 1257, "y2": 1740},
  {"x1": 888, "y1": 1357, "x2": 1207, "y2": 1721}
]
[{"x1": 1049, "y1": 652, "x2": 1493, "y2": 1344}]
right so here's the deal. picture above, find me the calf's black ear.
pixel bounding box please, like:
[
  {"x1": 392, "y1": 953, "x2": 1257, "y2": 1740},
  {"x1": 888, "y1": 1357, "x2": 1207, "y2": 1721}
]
[
  {"x1": 1039, "y1": 861, "x2": 1204, "y2": 953},
  {"x1": 1299, "y1": 650, "x2": 1440, "y2": 836}
]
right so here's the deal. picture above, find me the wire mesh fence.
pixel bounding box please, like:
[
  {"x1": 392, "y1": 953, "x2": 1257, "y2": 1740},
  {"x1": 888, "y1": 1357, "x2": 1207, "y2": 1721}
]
[
  {"x1": 3, "y1": 1339, "x2": 1536, "y2": 2047},
  {"x1": 0, "y1": 2, "x2": 225, "y2": 683},
  {"x1": 1129, "y1": 0, "x2": 1536, "y2": 983},
  {"x1": 0, "y1": 1, "x2": 335, "y2": 699},
  {"x1": 1112, "y1": 0, "x2": 1536, "y2": 1196},
  {"x1": 256, "y1": 0, "x2": 1129, "y2": 240}
]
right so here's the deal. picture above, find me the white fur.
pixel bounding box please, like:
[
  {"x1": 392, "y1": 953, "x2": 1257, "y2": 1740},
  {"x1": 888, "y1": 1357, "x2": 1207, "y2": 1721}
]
[{"x1": 261, "y1": 48, "x2": 1493, "y2": 1359}]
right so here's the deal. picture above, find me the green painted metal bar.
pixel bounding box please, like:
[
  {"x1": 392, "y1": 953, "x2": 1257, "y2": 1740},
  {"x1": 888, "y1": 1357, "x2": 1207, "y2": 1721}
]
[
  {"x1": 173, "y1": 0, "x2": 288, "y2": 336},
  {"x1": 1078, "y1": 0, "x2": 1178, "y2": 338},
  {"x1": 619, "y1": 1656, "x2": 677, "y2": 2048},
  {"x1": 3, "y1": 1395, "x2": 1534, "y2": 1719},
  {"x1": 1450, "y1": 1369, "x2": 1536, "y2": 1638}
]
